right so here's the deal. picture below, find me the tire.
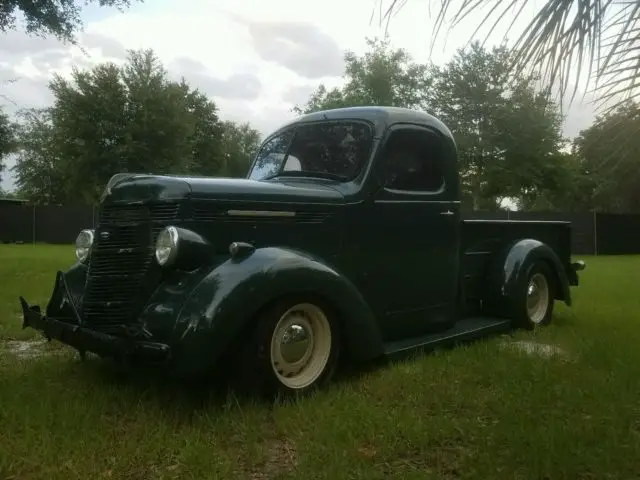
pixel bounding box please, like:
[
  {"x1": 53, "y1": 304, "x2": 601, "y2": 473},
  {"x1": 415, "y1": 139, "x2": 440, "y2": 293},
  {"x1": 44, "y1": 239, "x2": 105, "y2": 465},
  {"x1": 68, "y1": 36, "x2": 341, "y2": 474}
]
[
  {"x1": 513, "y1": 261, "x2": 556, "y2": 329},
  {"x1": 234, "y1": 296, "x2": 341, "y2": 398}
]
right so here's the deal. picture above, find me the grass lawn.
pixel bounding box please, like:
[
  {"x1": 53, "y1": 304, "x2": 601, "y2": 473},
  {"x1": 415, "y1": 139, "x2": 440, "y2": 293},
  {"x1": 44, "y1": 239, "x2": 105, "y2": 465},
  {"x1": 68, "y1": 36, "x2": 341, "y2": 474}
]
[{"x1": 1, "y1": 244, "x2": 639, "y2": 479}]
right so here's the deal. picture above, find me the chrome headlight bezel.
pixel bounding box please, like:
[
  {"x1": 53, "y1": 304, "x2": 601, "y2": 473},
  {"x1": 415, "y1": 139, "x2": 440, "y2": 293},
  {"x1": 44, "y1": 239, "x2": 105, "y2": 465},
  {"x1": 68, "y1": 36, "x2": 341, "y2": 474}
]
[
  {"x1": 75, "y1": 229, "x2": 94, "y2": 263},
  {"x1": 155, "y1": 226, "x2": 180, "y2": 266}
]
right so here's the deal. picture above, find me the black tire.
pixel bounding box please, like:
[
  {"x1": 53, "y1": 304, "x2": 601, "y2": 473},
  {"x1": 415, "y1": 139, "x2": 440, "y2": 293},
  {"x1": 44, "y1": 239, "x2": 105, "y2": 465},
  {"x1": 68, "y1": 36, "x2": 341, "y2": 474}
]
[
  {"x1": 233, "y1": 296, "x2": 341, "y2": 398},
  {"x1": 512, "y1": 261, "x2": 556, "y2": 330}
]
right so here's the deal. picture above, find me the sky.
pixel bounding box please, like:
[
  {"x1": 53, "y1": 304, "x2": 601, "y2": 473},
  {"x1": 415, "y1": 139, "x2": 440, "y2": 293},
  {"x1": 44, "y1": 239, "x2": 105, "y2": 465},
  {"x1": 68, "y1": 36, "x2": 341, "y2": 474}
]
[{"x1": 0, "y1": 0, "x2": 599, "y2": 192}]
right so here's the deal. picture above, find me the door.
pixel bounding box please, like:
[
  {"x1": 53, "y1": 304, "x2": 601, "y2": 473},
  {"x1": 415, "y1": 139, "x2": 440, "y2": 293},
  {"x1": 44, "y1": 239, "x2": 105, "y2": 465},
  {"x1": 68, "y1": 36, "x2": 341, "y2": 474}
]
[{"x1": 362, "y1": 123, "x2": 461, "y2": 340}]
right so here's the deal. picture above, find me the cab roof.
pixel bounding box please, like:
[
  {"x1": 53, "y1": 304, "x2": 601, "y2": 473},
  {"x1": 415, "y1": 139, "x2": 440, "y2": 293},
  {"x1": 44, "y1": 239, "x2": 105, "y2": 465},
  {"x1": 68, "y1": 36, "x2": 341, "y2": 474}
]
[{"x1": 273, "y1": 106, "x2": 454, "y2": 142}]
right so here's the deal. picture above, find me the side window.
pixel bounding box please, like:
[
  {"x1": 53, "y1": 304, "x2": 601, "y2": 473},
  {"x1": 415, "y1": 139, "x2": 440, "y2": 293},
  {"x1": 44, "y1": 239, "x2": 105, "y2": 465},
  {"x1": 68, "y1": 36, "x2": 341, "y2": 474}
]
[{"x1": 382, "y1": 128, "x2": 445, "y2": 193}]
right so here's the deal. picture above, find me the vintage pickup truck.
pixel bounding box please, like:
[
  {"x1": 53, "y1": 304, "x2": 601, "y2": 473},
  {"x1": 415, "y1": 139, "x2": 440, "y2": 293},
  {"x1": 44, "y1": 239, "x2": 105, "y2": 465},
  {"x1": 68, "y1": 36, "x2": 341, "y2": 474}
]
[{"x1": 19, "y1": 106, "x2": 585, "y2": 396}]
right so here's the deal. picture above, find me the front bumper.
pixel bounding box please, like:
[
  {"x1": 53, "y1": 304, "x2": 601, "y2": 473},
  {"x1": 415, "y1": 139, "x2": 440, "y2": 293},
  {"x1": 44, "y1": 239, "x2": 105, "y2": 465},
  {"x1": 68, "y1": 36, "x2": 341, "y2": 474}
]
[{"x1": 19, "y1": 271, "x2": 171, "y2": 364}]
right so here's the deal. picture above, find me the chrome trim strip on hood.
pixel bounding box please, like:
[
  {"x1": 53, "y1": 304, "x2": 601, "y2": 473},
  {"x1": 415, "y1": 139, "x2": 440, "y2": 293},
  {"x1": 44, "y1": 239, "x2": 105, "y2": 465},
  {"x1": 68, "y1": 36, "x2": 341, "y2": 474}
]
[{"x1": 226, "y1": 210, "x2": 296, "y2": 217}]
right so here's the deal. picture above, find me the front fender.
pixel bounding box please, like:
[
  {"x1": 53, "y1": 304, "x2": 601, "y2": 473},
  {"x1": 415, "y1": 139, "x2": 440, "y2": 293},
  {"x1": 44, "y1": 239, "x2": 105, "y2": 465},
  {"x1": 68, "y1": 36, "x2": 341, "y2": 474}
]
[
  {"x1": 46, "y1": 261, "x2": 87, "y2": 318},
  {"x1": 488, "y1": 238, "x2": 572, "y2": 309},
  {"x1": 171, "y1": 247, "x2": 383, "y2": 375}
]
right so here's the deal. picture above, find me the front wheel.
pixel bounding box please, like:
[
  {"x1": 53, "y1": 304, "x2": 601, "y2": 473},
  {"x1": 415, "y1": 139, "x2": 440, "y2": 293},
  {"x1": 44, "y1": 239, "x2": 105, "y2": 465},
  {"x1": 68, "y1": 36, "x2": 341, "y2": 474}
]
[{"x1": 235, "y1": 297, "x2": 341, "y2": 398}]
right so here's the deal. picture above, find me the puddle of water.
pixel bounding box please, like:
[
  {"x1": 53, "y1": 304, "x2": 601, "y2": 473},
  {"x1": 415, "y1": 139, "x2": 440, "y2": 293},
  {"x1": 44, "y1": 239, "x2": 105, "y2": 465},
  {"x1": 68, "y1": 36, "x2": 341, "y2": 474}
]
[
  {"x1": 499, "y1": 340, "x2": 567, "y2": 359},
  {"x1": 3, "y1": 339, "x2": 53, "y2": 359}
]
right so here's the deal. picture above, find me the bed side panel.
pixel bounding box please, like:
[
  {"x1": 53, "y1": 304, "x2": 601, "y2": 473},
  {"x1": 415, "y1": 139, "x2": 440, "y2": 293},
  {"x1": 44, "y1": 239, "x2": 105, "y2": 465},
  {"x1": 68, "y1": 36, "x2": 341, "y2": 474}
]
[{"x1": 461, "y1": 220, "x2": 572, "y2": 301}]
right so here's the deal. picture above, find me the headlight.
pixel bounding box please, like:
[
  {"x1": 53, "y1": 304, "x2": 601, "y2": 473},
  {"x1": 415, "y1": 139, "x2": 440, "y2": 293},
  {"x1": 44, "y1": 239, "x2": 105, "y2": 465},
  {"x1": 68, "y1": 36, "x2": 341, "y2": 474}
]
[
  {"x1": 75, "y1": 229, "x2": 94, "y2": 263},
  {"x1": 155, "y1": 226, "x2": 179, "y2": 266}
]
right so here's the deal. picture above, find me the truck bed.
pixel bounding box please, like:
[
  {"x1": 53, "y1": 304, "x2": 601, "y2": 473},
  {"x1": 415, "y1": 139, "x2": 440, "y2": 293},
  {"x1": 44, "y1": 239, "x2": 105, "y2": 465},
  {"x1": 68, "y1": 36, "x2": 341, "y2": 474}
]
[{"x1": 461, "y1": 219, "x2": 573, "y2": 302}]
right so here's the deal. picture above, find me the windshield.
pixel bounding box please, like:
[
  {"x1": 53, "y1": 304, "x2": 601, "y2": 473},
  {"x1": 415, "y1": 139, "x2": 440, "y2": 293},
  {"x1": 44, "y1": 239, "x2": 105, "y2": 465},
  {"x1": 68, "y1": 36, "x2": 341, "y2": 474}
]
[{"x1": 248, "y1": 120, "x2": 373, "y2": 181}]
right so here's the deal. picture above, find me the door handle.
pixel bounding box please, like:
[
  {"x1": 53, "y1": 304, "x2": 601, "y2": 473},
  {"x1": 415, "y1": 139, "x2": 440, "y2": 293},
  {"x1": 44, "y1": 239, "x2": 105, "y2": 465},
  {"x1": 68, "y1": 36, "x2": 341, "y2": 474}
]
[{"x1": 440, "y1": 210, "x2": 454, "y2": 216}]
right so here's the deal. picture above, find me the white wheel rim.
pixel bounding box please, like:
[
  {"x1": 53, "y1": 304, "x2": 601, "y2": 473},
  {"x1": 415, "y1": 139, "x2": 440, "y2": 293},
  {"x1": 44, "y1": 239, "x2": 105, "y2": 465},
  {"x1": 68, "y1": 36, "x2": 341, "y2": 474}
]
[
  {"x1": 526, "y1": 273, "x2": 549, "y2": 324},
  {"x1": 269, "y1": 303, "x2": 332, "y2": 389}
]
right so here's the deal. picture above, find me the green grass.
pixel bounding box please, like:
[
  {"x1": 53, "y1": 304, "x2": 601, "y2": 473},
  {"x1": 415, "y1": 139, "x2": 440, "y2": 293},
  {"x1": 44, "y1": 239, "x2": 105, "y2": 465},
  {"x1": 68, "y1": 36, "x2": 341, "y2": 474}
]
[
  {"x1": 1, "y1": 245, "x2": 639, "y2": 479},
  {"x1": 0, "y1": 244, "x2": 77, "y2": 341}
]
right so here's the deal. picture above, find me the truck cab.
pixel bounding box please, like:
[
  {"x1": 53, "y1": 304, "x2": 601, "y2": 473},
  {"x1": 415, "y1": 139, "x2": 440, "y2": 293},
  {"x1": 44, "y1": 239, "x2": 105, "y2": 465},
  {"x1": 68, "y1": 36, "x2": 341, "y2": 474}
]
[{"x1": 19, "y1": 106, "x2": 585, "y2": 397}]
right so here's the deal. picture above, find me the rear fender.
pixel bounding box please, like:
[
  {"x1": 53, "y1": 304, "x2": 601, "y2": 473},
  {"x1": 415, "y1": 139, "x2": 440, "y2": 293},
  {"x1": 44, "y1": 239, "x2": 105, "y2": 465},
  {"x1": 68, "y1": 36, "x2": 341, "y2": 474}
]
[
  {"x1": 487, "y1": 238, "x2": 572, "y2": 310},
  {"x1": 172, "y1": 247, "x2": 383, "y2": 374}
]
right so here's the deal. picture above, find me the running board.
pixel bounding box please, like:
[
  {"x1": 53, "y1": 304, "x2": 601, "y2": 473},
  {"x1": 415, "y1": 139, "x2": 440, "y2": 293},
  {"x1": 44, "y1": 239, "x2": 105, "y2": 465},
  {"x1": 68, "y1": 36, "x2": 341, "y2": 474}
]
[{"x1": 383, "y1": 316, "x2": 511, "y2": 358}]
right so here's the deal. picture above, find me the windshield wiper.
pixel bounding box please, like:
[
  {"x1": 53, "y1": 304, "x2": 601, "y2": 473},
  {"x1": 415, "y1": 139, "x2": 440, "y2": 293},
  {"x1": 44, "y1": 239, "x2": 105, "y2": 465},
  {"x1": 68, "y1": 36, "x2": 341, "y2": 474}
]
[{"x1": 264, "y1": 171, "x2": 349, "y2": 182}]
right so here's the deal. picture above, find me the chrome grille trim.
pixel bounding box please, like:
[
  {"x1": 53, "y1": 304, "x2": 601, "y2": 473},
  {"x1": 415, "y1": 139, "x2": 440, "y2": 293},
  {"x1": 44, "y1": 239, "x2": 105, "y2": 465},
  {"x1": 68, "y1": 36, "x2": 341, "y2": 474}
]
[{"x1": 82, "y1": 202, "x2": 180, "y2": 331}]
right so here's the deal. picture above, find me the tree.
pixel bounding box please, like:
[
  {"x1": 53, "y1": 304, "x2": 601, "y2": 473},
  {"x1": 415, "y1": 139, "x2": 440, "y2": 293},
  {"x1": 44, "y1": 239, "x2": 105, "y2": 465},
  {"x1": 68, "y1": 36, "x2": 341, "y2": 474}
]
[
  {"x1": 294, "y1": 37, "x2": 431, "y2": 114},
  {"x1": 1, "y1": 0, "x2": 141, "y2": 43},
  {"x1": 218, "y1": 121, "x2": 262, "y2": 177},
  {"x1": 295, "y1": 40, "x2": 572, "y2": 210},
  {"x1": 183, "y1": 87, "x2": 226, "y2": 176},
  {"x1": 515, "y1": 150, "x2": 592, "y2": 212},
  {"x1": 0, "y1": 106, "x2": 16, "y2": 185},
  {"x1": 12, "y1": 109, "x2": 70, "y2": 205},
  {"x1": 427, "y1": 43, "x2": 569, "y2": 210},
  {"x1": 13, "y1": 49, "x2": 227, "y2": 204},
  {"x1": 378, "y1": 1, "x2": 640, "y2": 115},
  {"x1": 570, "y1": 101, "x2": 640, "y2": 213}
]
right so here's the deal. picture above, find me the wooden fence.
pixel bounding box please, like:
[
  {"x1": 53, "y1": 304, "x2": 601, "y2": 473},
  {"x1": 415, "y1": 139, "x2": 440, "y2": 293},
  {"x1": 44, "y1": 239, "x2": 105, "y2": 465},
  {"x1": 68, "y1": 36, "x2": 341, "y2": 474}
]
[{"x1": 1, "y1": 204, "x2": 639, "y2": 255}]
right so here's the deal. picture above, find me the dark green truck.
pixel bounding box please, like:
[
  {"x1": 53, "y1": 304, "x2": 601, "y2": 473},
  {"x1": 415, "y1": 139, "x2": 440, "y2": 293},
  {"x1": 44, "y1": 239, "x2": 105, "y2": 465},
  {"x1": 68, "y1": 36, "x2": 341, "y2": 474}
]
[{"x1": 19, "y1": 106, "x2": 585, "y2": 396}]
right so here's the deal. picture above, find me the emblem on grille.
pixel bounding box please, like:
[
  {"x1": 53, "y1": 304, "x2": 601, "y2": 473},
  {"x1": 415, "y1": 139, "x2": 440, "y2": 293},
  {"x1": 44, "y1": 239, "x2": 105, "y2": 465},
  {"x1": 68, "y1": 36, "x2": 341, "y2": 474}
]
[{"x1": 100, "y1": 231, "x2": 110, "y2": 240}]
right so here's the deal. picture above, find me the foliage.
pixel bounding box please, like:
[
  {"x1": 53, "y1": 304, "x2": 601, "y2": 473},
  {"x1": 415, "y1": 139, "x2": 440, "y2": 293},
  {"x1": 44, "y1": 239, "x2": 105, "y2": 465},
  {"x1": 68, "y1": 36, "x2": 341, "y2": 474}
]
[
  {"x1": 376, "y1": 1, "x2": 640, "y2": 210},
  {"x1": 428, "y1": 43, "x2": 569, "y2": 210},
  {"x1": 0, "y1": 106, "x2": 17, "y2": 185},
  {"x1": 218, "y1": 121, "x2": 262, "y2": 178},
  {"x1": 12, "y1": 49, "x2": 259, "y2": 204},
  {"x1": 0, "y1": 0, "x2": 141, "y2": 43},
  {"x1": 294, "y1": 37, "x2": 431, "y2": 114},
  {"x1": 522, "y1": 101, "x2": 640, "y2": 213},
  {"x1": 570, "y1": 101, "x2": 640, "y2": 213},
  {"x1": 4, "y1": 14, "x2": 634, "y2": 212},
  {"x1": 378, "y1": 1, "x2": 640, "y2": 116},
  {"x1": 515, "y1": 151, "x2": 589, "y2": 212},
  {"x1": 295, "y1": 38, "x2": 572, "y2": 210},
  {"x1": 182, "y1": 88, "x2": 226, "y2": 176},
  {"x1": 11, "y1": 109, "x2": 69, "y2": 205}
]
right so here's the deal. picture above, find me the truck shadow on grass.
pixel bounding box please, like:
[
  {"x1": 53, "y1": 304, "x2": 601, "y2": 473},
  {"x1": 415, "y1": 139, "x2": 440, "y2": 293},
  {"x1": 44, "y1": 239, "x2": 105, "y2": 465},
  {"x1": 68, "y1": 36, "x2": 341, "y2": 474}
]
[
  {"x1": 57, "y1": 328, "x2": 530, "y2": 413},
  {"x1": 6, "y1": 308, "x2": 575, "y2": 417},
  {"x1": 64, "y1": 351, "x2": 390, "y2": 410}
]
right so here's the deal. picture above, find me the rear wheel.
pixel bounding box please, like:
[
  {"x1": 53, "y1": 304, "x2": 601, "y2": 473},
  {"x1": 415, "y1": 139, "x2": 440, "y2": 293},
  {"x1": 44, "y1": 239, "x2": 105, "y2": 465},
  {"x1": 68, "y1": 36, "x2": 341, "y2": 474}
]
[
  {"x1": 235, "y1": 297, "x2": 341, "y2": 398},
  {"x1": 514, "y1": 261, "x2": 555, "y2": 329}
]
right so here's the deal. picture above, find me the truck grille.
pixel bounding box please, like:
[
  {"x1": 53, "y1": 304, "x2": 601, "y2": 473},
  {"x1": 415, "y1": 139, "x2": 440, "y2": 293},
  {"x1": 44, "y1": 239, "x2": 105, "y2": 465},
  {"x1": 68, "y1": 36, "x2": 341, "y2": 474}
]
[{"x1": 81, "y1": 202, "x2": 180, "y2": 331}]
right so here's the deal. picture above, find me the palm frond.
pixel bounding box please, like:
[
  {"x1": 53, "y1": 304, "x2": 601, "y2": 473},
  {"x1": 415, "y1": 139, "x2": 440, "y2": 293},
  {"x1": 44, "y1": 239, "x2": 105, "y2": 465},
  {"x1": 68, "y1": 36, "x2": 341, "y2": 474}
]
[{"x1": 376, "y1": 0, "x2": 640, "y2": 115}]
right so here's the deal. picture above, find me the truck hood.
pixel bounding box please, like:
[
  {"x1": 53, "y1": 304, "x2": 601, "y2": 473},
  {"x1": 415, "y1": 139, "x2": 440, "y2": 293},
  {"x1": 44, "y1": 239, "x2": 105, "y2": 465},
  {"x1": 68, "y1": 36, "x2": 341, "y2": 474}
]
[
  {"x1": 104, "y1": 174, "x2": 345, "y2": 205},
  {"x1": 103, "y1": 173, "x2": 345, "y2": 259}
]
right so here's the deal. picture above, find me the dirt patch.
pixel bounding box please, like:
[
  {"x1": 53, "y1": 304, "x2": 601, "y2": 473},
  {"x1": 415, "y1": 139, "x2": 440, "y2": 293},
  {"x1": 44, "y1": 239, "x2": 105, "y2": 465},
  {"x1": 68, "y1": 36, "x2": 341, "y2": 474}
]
[
  {"x1": 499, "y1": 340, "x2": 567, "y2": 359},
  {"x1": 246, "y1": 438, "x2": 298, "y2": 480}
]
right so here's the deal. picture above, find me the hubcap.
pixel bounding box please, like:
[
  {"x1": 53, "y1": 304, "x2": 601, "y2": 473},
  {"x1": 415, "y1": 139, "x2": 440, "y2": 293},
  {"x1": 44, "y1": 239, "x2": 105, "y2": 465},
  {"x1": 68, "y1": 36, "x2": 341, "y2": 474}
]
[
  {"x1": 270, "y1": 303, "x2": 332, "y2": 389},
  {"x1": 526, "y1": 273, "x2": 549, "y2": 324},
  {"x1": 280, "y1": 324, "x2": 311, "y2": 364}
]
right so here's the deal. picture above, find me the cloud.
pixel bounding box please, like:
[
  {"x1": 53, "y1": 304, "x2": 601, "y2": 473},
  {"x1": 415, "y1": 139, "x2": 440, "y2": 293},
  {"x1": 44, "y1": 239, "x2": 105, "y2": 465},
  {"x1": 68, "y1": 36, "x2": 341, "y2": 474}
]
[
  {"x1": 81, "y1": 32, "x2": 128, "y2": 59},
  {"x1": 0, "y1": 68, "x2": 53, "y2": 115},
  {"x1": 1, "y1": 155, "x2": 17, "y2": 192},
  {"x1": 199, "y1": 72, "x2": 261, "y2": 100},
  {"x1": 0, "y1": 32, "x2": 130, "y2": 117},
  {"x1": 282, "y1": 84, "x2": 318, "y2": 106},
  {"x1": 0, "y1": 30, "x2": 119, "y2": 72},
  {"x1": 0, "y1": 0, "x2": 601, "y2": 194},
  {"x1": 212, "y1": 96, "x2": 296, "y2": 137},
  {"x1": 0, "y1": 29, "x2": 65, "y2": 57},
  {"x1": 169, "y1": 57, "x2": 262, "y2": 100},
  {"x1": 243, "y1": 19, "x2": 344, "y2": 79}
]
